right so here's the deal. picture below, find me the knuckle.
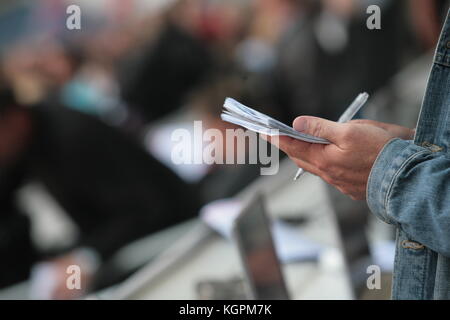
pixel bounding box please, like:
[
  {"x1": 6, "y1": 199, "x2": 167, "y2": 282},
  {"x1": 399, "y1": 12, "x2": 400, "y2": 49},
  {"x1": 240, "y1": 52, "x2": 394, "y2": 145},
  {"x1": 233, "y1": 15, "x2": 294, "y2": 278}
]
[
  {"x1": 311, "y1": 121, "x2": 324, "y2": 138},
  {"x1": 340, "y1": 125, "x2": 355, "y2": 141}
]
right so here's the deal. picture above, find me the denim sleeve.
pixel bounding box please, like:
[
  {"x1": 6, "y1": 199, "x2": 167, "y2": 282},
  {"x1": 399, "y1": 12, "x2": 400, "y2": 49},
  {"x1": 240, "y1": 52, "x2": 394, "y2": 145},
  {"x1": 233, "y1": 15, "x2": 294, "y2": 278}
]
[{"x1": 367, "y1": 138, "x2": 450, "y2": 256}]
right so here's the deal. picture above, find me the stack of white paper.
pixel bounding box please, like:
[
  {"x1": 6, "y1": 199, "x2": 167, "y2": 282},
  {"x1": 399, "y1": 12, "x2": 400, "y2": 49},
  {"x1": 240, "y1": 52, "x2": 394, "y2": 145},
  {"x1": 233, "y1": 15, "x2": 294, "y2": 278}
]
[
  {"x1": 221, "y1": 98, "x2": 330, "y2": 144},
  {"x1": 221, "y1": 93, "x2": 369, "y2": 144}
]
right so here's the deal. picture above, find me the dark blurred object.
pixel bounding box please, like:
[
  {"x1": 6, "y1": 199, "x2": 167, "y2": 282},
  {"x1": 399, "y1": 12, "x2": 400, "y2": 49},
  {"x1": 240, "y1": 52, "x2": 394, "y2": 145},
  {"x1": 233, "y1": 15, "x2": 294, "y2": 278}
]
[
  {"x1": 0, "y1": 202, "x2": 37, "y2": 288},
  {"x1": 273, "y1": 1, "x2": 414, "y2": 123},
  {"x1": 0, "y1": 87, "x2": 17, "y2": 114},
  {"x1": 409, "y1": 0, "x2": 450, "y2": 50},
  {"x1": 0, "y1": 88, "x2": 201, "y2": 289},
  {"x1": 199, "y1": 163, "x2": 262, "y2": 203},
  {"x1": 120, "y1": 23, "x2": 212, "y2": 123}
]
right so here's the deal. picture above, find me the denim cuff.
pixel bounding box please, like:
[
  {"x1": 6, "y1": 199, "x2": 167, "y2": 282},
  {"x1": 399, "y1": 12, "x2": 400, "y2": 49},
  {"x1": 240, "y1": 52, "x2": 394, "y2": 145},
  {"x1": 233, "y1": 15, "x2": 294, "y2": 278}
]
[{"x1": 366, "y1": 138, "x2": 427, "y2": 225}]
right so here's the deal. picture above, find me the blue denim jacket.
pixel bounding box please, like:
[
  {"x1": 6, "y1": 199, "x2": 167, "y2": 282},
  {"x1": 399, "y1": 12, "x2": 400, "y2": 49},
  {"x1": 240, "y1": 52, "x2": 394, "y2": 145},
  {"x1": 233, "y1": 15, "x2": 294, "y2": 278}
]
[{"x1": 367, "y1": 9, "x2": 450, "y2": 299}]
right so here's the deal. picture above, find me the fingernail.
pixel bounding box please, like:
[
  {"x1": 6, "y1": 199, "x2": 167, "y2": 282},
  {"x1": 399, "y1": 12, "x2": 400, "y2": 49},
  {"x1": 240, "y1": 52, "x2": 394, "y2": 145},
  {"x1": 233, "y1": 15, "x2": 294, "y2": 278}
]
[{"x1": 294, "y1": 118, "x2": 307, "y2": 132}]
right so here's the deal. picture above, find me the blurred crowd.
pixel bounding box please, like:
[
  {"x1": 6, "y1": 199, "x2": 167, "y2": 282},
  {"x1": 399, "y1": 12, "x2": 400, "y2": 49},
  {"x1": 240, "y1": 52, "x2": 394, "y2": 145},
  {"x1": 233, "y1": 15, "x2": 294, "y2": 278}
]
[{"x1": 0, "y1": 0, "x2": 448, "y2": 299}]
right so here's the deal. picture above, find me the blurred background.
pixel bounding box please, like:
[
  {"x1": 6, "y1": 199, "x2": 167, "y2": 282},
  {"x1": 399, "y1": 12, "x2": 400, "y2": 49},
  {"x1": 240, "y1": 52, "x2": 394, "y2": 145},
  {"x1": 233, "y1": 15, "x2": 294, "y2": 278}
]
[{"x1": 0, "y1": 0, "x2": 448, "y2": 300}]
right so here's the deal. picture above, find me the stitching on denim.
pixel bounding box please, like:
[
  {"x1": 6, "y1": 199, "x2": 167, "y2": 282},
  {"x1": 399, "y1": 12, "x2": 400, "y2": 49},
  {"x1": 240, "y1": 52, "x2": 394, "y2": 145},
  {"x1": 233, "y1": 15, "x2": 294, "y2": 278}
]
[
  {"x1": 421, "y1": 247, "x2": 429, "y2": 299},
  {"x1": 434, "y1": 59, "x2": 450, "y2": 68},
  {"x1": 433, "y1": 10, "x2": 450, "y2": 66},
  {"x1": 367, "y1": 140, "x2": 389, "y2": 199},
  {"x1": 366, "y1": 138, "x2": 399, "y2": 220},
  {"x1": 427, "y1": 63, "x2": 450, "y2": 146},
  {"x1": 435, "y1": 52, "x2": 450, "y2": 67},
  {"x1": 415, "y1": 63, "x2": 450, "y2": 144},
  {"x1": 384, "y1": 149, "x2": 430, "y2": 223},
  {"x1": 391, "y1": 230, "x2": 401, "y2": 299},
  {"x1": 414, "y1": 64, "x2": 435, "y2": 143}
]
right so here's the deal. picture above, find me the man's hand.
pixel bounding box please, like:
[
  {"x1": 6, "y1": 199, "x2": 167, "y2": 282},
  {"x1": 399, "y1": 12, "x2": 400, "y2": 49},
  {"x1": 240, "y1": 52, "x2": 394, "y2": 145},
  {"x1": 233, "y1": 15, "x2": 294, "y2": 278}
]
[
  {"x1": 267, "y1": 116, "x2": 404, "y2": 200},
  {"x1": 349, "y1": 119, "x2": 415, "y2": 140}
]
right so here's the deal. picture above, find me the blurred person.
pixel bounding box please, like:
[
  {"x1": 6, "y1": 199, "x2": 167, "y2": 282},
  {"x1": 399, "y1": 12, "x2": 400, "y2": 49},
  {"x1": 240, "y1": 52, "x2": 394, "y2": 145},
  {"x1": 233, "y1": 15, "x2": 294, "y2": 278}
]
[
  {"x1": 0, "y1": 85, "x2": 200, "y2": 299},
  {"x1": 1, "y1": 43, "x2": 50, "y2": 105},
  {"x1": 248, "y1": 0, "x2": 304, "y2": 45},
  {"x1": 2, "y1": 37, "x2": 133, "y2": 129},
  {"x1": 409, "y1": 0, "x2": 450, "y2": 50},
  {"x1": 232, "y1": 0, "x2": 305, "y2": 124},
  {"x1": 271, "y1": 0, "x2": 414, "y2": 123},
  {"x1": 266, "y1": 9, "x2": 450, "y2": 299},
  {"x1": 2, "y1": 41, "x2": 83, "y2": 106},
  {"x1": 119, "y1": 0, "x2": 213, "y2": 124}
]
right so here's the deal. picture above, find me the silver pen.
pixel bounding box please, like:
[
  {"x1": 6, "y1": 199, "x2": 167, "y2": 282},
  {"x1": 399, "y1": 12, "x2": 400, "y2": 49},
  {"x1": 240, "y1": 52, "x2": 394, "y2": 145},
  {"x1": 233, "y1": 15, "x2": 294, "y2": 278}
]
[{"x1": 293, "y1": 92, "x2": 369, "y2": 181}]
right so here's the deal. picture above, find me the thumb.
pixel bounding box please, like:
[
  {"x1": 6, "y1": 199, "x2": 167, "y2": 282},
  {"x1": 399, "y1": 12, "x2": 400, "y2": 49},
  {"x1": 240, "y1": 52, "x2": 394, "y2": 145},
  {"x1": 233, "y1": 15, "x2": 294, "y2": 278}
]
[{"x1": 293, "y1": 116, "x2": 344, "y2": 144}]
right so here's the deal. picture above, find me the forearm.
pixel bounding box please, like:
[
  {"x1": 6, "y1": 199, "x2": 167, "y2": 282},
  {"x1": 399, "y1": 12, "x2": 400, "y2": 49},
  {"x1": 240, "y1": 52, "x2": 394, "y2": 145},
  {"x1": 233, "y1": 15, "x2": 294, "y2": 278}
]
[{"x1": 368, "y1": 138, "x2": 450, "y2": 256}]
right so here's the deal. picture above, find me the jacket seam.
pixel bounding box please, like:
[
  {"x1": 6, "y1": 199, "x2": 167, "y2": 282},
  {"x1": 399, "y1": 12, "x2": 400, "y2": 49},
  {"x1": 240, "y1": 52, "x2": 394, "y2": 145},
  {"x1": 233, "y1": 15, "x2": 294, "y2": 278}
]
[
  {"x1": 384, "y1": 149, "x2": 431, "y2": 222},
  {"x1": 434, "y1": 59, "x2": 450, "y2": 68},
  {"x1": 366, "y1": 138, "x2": 400, "y2": 223},
  {"x1": 422, "y1": 247, "x2": 429, "y2": 299}
]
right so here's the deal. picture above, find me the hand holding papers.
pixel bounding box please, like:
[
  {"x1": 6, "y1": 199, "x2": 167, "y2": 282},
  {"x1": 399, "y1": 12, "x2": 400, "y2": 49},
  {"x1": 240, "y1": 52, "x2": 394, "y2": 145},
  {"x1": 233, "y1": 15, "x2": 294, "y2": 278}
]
[
  {"x1": 294, "y1": 92, "x2": 369, "y2": 180},
  {"x1": 221, "y1": 93, "x2": 369, "y2": 180},
  {"x1": 221, "y1": 98, "x2": 330, "y2": 144},
  {"x1": 221, "y1": 93, "x2": 368, "y2": 145}
]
